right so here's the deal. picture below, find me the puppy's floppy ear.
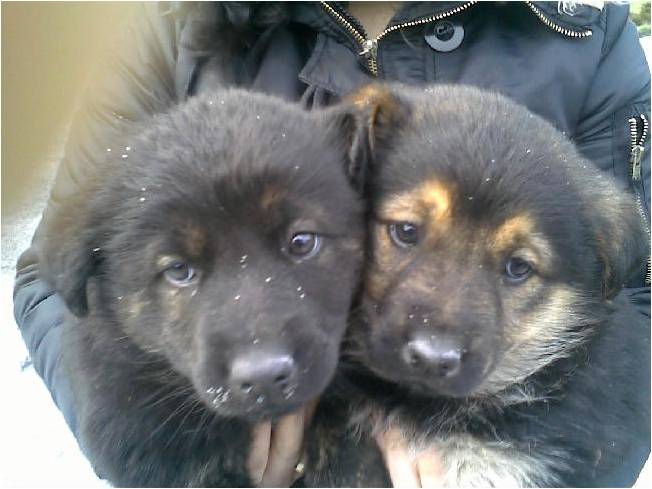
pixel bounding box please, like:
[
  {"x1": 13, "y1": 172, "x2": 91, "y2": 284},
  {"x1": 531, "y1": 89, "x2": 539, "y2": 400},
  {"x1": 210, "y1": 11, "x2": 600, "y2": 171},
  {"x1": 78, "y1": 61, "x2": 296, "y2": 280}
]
[
  {"x1": 39, "y1": 198, "x2": 104, "y2": 317},
  {"x1": 591, "y1": 187, "x2": 649, "y2": 299},
  {"x1": 346, "y1": 84, "x2": 408, "y2": 154},
  {"x1": 324, "y1": 84, "x2": 408, "y2": 192}
]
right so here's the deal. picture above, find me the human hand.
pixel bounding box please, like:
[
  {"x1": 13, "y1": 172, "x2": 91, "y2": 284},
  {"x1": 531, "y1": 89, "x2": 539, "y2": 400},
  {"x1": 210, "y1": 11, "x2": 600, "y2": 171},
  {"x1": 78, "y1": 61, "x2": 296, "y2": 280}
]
[
  {"x1": 375, "y1": 427, "x2": 444, "y2": 488},
  {"x1": 247, "y1": 401, "x2": 317, "y2": 487}
]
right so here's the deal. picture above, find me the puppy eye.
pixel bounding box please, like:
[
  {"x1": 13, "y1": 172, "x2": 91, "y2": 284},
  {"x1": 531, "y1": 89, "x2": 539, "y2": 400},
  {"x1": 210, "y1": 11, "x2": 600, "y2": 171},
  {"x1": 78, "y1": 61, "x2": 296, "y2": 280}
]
[
  {"x1": 388, "y1": 222, "x2": 419, "y2": 247},
  {"x1": 505, "y1": 257, "x2": 533, "y2": 283},
  {"x1": 163, "y1": 261, "x2": 197, "y2": 287},
  {"x1": 288, "y1": 232, "x2": 321, "y2": 259}
]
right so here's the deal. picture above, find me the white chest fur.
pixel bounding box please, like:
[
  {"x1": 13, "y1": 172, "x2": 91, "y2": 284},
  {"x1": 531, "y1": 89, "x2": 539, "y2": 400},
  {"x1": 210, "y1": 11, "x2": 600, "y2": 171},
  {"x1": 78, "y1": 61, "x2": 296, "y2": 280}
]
[{"x1": 429, "y1": 435, "x2": 564, "y2": 487}]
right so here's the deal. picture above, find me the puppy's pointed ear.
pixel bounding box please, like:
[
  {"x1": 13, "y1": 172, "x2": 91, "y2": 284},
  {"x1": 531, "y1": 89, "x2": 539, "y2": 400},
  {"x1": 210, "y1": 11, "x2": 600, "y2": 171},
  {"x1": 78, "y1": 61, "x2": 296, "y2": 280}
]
[
  {"x1": 325, "y1": 84, "x2": 408, "y2": 192},
  {"x1": 346, "y1": 84, "x2": 408, "y2": 154}
]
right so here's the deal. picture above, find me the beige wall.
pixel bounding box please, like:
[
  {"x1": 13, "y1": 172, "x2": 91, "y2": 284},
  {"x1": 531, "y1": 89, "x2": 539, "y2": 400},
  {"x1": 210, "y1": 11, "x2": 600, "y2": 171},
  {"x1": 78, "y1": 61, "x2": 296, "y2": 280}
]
[{"x1": 1, "y1": 2, "x2": 143, "y2": 217}]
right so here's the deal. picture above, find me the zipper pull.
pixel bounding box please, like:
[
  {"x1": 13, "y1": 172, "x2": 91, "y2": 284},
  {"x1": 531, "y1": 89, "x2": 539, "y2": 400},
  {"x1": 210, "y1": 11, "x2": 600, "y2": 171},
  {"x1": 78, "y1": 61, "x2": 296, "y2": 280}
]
[
  {"x1": 630, "y1": 144, "x2": 644, "y2": 181},
  {"x1": 359, "y1": 39, "x2": 378, "y2": 61},
  {"x1": 629, "y1": 114, "x2": 648, "y2": 181}
]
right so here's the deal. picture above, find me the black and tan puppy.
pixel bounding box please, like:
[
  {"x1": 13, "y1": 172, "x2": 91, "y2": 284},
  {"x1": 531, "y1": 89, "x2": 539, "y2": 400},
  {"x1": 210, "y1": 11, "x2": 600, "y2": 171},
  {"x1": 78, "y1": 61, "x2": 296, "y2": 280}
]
[
  {"x1": 305, "y1": 85, "x2": 650, "y2": 487},
  {"x1": 38, "y1": 89, "x2": 367, "y2": 487}
]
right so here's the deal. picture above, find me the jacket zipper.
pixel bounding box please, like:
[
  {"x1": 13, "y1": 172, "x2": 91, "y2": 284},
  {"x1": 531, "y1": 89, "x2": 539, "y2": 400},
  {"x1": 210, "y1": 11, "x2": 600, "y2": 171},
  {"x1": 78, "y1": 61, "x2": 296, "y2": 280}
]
[
  {"x1": 629, "y1": 114, "x2": 647, "y2": 181},
  {"x1": 525, "y1": 2, "x2": 593, "y2": 37},
  {"x1": 320, "y1": 1, "x2": 592, "y2": 77},
  {"x1": 628, "y1": 114, "x2": 651, "y2": 286},
  {"x1": 320, "y1": 1, "x2": 477, "y2": 76}
]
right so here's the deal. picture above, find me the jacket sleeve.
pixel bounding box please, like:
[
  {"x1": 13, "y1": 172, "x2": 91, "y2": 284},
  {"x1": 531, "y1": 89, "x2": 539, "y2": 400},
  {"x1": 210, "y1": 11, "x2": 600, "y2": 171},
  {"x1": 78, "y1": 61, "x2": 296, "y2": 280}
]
[
  {"x1": 552, "y1": 8, "x2": 649, "y2": 482},
  {"x1": 573, "y1": 3, "x2": 651, "y2": 318},
  {"x1": 12, "y1": 2, "x2": 182, "y2": 436}
]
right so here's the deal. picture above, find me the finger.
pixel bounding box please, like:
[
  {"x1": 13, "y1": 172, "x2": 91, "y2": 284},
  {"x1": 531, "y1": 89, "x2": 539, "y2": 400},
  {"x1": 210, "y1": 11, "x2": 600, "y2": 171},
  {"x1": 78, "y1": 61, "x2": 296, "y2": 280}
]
[
  {"x1": 292, "y1": 398, "x2": 320, "y2": 483},
  {"x1": 375, "y1": 430, "x2": 421, "y2": 488},
  {"x1": 416, "y1": 449, "x2": 445, "y2": 488},
  {"x1": 260, "y1": 409, "x2": 306, "y2": 487},
  {"x1": 247, "y1": 421, "x2": 272, "y2": 486},
  {"x1": 303, "y1": 398, "x2": 319, "y2": 428},
  {"x1": 383, "y1": 446, "x2": 420, "y2": 488}
]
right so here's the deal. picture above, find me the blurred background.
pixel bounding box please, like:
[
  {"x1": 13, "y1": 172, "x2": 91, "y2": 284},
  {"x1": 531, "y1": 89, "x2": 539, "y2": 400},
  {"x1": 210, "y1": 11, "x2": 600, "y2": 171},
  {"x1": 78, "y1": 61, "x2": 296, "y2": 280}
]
[
  {"x1": 2, "y1": 2, "x2": 143, "y2": 267},
  {"x1": 1, "y1": 3, "x2": 142, "y2": 486},
  {"x1": 633, "y1": 0, "x2": 651, "y2": 35},
  {"x1": 1, "y1": 1, "x2": 650, "y2": 487}
]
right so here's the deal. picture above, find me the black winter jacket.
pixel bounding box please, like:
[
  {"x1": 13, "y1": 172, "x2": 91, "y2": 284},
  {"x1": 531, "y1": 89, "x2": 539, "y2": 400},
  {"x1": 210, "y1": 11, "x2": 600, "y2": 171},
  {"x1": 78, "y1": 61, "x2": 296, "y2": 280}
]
[{"x1": 13, "y1": 0, "x2": 650, "y2": 479}]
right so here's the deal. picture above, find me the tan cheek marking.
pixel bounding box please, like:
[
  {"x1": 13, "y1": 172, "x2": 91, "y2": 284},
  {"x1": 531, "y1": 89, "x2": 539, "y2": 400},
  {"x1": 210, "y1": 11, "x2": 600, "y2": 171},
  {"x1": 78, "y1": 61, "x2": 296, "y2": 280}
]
[
  {"x1": 365, "y1": 259, "x2": 413, "y2": 304},
  {"x1": 502, "y1": 278, "x2": 544, "y2": 345},
  {"x1": 168, "y1": 295, "x2": 185, "y2": 325},
  {"x1": 481, "y1": 285, "x2": 590, "y2": 393},
  {"x1": 365, "y1": 226, "x2": 394, "y2": 301},
  {"x1": 374, "y1": 224, "x2": 394, "y2": 268},
  {"x1": 366, "y1": 268, "x2": 390, "y2": 303},
  {"x1": 125, "y1": 291, "x2": 146, "y2": 321},
  {"x1": 366, "y1": 223, "x2": 421, "y2": 302},
  {"x1": 366, "y1": 226, "x2": 395, "y2": 299},
  {"x1": 409, "y1": 279, "x2": 442, "y2": 297},
  {"x1": 505, "y1": 284, "x2": 578, "y2": 345}
]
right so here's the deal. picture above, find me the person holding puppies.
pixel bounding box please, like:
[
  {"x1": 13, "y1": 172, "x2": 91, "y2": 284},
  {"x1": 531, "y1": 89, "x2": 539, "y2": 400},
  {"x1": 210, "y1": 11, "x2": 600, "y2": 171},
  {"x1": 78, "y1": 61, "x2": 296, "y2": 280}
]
[{"x1": 14, "y1": 2, "x2": 649, "y2": 486}]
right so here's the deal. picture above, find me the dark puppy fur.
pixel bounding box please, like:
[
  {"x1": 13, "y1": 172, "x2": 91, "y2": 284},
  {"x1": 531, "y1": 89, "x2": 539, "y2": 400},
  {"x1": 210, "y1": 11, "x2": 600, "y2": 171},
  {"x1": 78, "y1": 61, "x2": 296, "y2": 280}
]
[
  {"x1": 39, "y1": 89, "x2": 367, "y2": 487},
  {"x1": 304, "y1": 85, "x2": 650, "y2": 487}
]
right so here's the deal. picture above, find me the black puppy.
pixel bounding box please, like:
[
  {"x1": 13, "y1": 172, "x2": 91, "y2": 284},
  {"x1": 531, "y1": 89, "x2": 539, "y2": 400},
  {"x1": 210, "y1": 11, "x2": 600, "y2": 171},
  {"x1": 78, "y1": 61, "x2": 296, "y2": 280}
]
[
  {"x1": 304, "y1": 85, "x2": 650, "y2": 487},
  {"x1": 39, "y1": 88, "x2": 367, "y2": 487}
]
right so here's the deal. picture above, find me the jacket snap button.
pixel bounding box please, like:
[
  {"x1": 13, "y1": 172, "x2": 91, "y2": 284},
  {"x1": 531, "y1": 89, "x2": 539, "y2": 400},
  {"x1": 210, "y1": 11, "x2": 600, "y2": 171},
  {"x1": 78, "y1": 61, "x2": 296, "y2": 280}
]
[
  {"x1": 558, "y1": 1, "x2": 578, "y2": 16},
  {"x1": 425, "y1": 21, "x2": 464, "y2": 52}
]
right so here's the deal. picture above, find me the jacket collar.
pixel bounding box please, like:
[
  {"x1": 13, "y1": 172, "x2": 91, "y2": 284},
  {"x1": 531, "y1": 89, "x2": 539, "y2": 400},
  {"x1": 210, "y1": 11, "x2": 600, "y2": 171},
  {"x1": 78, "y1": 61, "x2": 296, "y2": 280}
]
[
  {"x1": 291, "y1": 1, "x2": 603, "y2": 99},
  {"x1": 291, "y1": 1, "x2": 602, "y2": 41},
  {"x1": 529, "y1": 1, "x2": 602, "y2": 30}
]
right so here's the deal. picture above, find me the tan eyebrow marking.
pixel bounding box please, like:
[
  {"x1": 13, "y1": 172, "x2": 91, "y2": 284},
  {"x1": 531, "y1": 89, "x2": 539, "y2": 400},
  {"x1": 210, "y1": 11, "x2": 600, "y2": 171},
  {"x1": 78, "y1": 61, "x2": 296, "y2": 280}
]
[
  {"x1": 491, "y1": 214, "x2": 553, "y2": 269},
  {"x1": 379, "y1": 179, "x2": 453, "y2": 226},
  {"x1": 260, "y1": 185, "x2": 287, "y2": 211},
  {"x1": 492, "y1": 215, "x2": 536, "y2": 252},
  {"x1": 184, "y1": 226, "x2": 207, "y2": 257}
]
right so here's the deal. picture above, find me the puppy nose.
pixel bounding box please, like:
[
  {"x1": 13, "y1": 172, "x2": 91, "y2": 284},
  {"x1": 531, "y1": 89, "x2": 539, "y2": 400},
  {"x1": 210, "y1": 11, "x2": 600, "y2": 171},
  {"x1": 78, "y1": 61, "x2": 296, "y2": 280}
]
[
  {"x1": 402, "y1": 332, "x2": 463, "y2": 378},
  {"x1": 229, "y1": 348, "x2": 296, "y2": 396}
]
